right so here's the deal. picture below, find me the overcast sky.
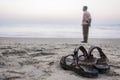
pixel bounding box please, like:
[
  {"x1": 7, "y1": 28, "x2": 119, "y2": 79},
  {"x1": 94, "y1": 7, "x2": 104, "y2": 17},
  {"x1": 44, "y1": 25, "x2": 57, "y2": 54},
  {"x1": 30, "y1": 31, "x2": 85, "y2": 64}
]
[{"x1": 0, "y1": 0, "x2": 120, "y2": 25}]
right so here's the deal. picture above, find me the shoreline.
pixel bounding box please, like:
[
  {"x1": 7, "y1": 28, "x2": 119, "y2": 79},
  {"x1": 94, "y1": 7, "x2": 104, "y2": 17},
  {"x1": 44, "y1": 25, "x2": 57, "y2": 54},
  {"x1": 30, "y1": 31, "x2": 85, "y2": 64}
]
[
  {"x1": 1, "y1": 36, "x2": 120, "y2": 39},
  {"x1": 0, "y1": 37, "x2": 120, "y2": 45}
]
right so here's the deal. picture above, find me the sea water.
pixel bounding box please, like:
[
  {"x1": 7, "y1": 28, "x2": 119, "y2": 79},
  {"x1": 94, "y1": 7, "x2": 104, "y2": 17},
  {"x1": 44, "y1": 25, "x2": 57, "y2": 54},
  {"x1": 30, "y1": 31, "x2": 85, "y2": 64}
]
[{"x1": 0, "y1": 24, "x2": 120, "y2": 38}]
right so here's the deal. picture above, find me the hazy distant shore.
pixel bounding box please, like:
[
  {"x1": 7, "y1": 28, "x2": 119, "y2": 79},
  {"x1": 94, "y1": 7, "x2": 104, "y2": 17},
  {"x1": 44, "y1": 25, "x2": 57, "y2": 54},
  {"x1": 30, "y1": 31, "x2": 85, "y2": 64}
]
[{"x1": 0, "y1": 37, "x2": 120, "y2": 80}]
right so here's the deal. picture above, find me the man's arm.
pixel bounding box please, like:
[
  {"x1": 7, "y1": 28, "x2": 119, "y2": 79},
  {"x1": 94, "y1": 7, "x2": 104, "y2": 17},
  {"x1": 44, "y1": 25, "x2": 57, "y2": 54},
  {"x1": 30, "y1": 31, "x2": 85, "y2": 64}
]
[{"x1": 88, "y1": 18, "x2": 92, "y2": 27}]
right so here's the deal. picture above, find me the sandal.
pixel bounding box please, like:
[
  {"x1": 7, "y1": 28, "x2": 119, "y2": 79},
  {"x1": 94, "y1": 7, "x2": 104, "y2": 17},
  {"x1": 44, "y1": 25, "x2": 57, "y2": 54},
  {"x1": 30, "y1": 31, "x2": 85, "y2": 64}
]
[
  {"x1": 74, "y1": 46, "x2": 98, "y2": 78},
  {"x1": 60, "y1": 46, "x2": 98, "y2": 78},
  {"x1": 60, "y1": 54, "x2": 76, "y2": 70},
  {"x1": 60, "y1": 46, "x2": 88, "y2": 70},
  {"x1": 88, "y1": 46, "x2": 110, "y2": 73}
]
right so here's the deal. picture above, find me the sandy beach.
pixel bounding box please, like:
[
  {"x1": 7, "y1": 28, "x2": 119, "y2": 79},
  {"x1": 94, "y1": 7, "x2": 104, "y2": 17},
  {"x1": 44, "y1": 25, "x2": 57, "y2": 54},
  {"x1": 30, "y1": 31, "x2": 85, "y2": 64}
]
[{"x1": 0, "y1": 37, "x2": 120, "y2": 80}]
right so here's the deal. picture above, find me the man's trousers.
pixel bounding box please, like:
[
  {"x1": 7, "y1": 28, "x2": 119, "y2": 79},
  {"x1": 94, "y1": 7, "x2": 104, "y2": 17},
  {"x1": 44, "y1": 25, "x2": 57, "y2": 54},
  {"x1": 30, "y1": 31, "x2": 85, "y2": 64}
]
[{"x1": 82, "y1": 24, "x2": 89, "y2": 42}]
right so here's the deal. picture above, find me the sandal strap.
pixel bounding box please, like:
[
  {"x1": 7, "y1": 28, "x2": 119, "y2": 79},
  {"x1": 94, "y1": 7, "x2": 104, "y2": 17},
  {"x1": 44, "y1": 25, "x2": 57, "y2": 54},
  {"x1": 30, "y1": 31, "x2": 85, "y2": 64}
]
[
  {"x1": 74, "y1": 46, "x2": 97, "y2": 65},
  {"x1": 78, "y1": 60, "x2": 97, "y2": 66},
  {"x1": 88, "y1": 46, "x2": 107, "y2": 58},
  {"x1": 88, "y1": 46, "x2": 108, "y2": 63},
  {"x1": 74, "y1": 46, "x2": 88, "y2": 57},
  {"x1": 74, "y1": 46, "x2": 88, "y2": 63},
  {"x1": 61, "y1": 45, "x2": 89, "y2": 67},
  {"x1": 61, "y1": 54, "x2": 76, "y2": 66}
]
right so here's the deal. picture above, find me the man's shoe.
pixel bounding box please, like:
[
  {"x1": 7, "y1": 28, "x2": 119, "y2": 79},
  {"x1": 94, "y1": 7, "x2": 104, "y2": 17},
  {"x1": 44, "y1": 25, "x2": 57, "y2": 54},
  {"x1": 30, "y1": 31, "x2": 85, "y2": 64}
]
[{"x1": 81, "y1": 41, "x2": 87, "y2": 43}]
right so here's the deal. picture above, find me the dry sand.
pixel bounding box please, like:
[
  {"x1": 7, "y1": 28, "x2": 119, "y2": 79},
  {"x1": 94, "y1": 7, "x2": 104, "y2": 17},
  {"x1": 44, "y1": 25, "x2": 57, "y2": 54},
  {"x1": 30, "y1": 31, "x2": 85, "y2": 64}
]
[{"x1": 0, "y1": 37, "x2": 120, "y2": 80}]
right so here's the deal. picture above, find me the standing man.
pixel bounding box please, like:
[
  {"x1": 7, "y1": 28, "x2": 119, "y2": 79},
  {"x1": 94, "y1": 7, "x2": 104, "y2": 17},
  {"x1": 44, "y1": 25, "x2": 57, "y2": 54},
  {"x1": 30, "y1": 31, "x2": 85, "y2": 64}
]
[{"x1": 81, "y1": 6, "x2": 91, "y2": 43}]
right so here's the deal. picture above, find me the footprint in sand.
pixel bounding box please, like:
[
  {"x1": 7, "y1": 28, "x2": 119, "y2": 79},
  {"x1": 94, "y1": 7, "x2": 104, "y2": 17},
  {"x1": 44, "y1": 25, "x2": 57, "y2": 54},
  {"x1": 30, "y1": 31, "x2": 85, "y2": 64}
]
[
  {"x1": 106, "y1": 70, "x2": 120, "y2": 77},
  {"x1": 1, "y1": 49, "x2": 27, "y2": 56}
]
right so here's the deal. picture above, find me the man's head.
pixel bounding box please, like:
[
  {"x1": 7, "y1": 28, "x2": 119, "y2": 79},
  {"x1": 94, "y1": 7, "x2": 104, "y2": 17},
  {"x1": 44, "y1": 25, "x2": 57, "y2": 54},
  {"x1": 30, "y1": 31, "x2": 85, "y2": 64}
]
[{"x1": 83, "y1": 6, "x2": 88, "y2": 11}]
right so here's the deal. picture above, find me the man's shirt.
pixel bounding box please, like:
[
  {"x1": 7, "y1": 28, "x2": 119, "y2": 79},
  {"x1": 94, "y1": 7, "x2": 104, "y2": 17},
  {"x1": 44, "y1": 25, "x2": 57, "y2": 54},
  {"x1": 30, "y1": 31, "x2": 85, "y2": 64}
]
[{"x1": 82, "y1": 11, "x2": 91, "y2": 25}]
